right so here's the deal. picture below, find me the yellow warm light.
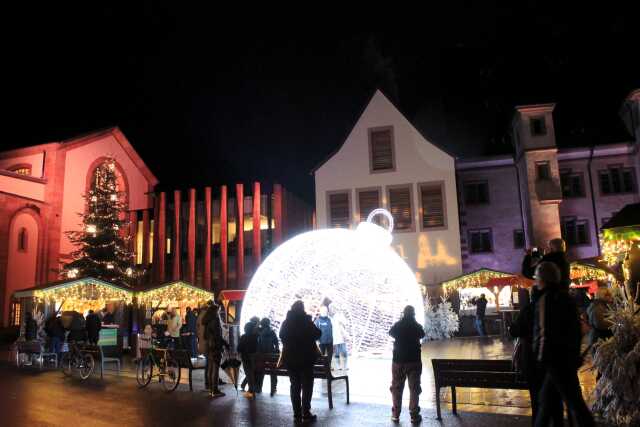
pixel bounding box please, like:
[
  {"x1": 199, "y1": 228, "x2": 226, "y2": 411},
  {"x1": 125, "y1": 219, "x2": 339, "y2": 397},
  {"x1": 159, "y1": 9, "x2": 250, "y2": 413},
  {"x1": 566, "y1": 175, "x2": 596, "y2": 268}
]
[
  {"x1": 441, "y1": 269, "x2": 511, "y2": 297},
  {"x1": 417, "y1": 235, "x2": 458, "y2": 269},
  {"x1": 137, "y1": 281, "x2": 213, "y2": 308},
  {"x1": 34, "y1": 279, "x2": 133, "y2": 314}
]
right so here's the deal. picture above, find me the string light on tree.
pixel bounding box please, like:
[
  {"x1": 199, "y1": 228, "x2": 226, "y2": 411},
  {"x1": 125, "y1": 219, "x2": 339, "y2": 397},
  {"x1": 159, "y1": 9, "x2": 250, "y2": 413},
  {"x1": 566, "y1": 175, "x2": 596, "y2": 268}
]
[{"x1": 241, "y1": 208, "x2": 425, "y2": 357}]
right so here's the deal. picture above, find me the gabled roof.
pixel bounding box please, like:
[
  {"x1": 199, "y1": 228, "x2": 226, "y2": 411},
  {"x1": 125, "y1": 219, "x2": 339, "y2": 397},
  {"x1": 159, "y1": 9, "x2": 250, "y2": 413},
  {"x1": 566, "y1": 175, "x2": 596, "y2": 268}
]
[
  {"x1": 602, "y1": 203, "x2": 640, "y2": 230},
  {"x1": 310, "y1": 88, "x2": 454, "y2": 174},
  {"x1": 137, "y1": 280, "x2": 213, "y2": 294},
  {"x1": 62, "y1": 126, "x2": 159, "y2": 186},
  {"x1": 13, "y1": 276, "x2": 133, "y2": 298}
]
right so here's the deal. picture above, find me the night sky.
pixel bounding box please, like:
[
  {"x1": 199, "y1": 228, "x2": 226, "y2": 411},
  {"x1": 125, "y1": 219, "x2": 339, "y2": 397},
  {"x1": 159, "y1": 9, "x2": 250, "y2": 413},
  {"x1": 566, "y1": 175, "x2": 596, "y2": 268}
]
[{"x1": 4, "y1": 4, "x2": 638, "y2": 201}]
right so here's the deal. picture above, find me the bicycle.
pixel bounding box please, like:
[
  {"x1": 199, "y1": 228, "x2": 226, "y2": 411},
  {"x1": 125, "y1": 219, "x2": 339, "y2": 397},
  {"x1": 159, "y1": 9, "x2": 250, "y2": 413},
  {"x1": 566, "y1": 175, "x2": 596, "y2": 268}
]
[
  {"x1": 61, "y1": 341, "x2": 96, "y2": 380},
  {"x1": 136, "y1": 338, "x2": 181, "y2": 392}
]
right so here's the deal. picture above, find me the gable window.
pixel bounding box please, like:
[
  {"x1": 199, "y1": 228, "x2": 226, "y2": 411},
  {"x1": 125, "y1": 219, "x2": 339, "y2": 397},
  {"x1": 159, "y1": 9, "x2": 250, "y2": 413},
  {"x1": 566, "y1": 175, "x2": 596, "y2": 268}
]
[
  {"x1": 369, "y1": 127, "x2": 395, "y2": 172},
  {"x1": 357, "y1": 188, "x2": 381, "y2": 223},
  {"x1": 560, "y1": 169, "x2": 585, "y2": 198},
  {"x1": 463, "y1": 181, "x2": 489, "y2": 205},
  {"x1": 17, "y1": 227, "x2": 28, "y2": 252},
  {"x1": 469, "y1": 229, "x2": 493, "y2": 253},
  {"x1": 561, "y1": 217, "x2": 590, "y2": 246},
  {"x1": 419, "y1": 182, "x2": 446, "y2": 229},
  {"x1": 530, "y1": 116, "x2": 547, "y2": 136},
  {"x1": 599, "y1": 166, "x2": 635, "y2": 195},
  {"x1": 387, "y1": 185, "x2": 413, "y2": 232},
  {"x1": 8, "y1": 164, "x2": 32, "y2": 176},
  {"x1": 513, "y1": 229, "x2": 525, "y2": 249},
  {"x1": 536, "y1": 161, "x2": 551, "y2": 181},
  {"x1": 327, "y1": 191, "x2": 351, "y2": 228}
]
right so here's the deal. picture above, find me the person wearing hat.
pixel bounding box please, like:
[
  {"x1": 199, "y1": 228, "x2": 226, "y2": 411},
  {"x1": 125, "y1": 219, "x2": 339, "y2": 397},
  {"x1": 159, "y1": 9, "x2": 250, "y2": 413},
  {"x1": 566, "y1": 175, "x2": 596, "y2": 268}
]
[
  {"x1": 389, "y1": 305, "x2": 425, "y2": 424},
  {"x1": 533, "y1": 262, "x2": 594, "y2": 427}
]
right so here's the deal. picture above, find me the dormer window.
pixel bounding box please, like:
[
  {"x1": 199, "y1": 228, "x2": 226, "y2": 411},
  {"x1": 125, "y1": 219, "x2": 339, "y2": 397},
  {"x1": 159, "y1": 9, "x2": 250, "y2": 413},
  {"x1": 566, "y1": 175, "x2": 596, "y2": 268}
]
[
  {"x1": 369, "y1": 127, "x2": 395, "y2": 173},
  {"x1": 530, "y1": 116, "x2": 547, "y2": 136},
  {"x1": 8, "y1": 164, "x2": 32, "y2": 176}
]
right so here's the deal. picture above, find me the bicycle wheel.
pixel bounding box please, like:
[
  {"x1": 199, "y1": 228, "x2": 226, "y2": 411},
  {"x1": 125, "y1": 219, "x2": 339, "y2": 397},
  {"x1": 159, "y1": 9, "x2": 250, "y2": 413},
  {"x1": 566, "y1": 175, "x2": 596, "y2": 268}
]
[
  {"x1": 136, "y1": 356, "x2": 153, "y2": 387},
  {"x1": 79, "y1": 353, "x2": 95, "y2": 380},
  {"x1": 61, "y1": 353, "x2": 72, "y2": 377},
  {"x1": 161, "y1": 356, "x2": 181, "y2": 392}
]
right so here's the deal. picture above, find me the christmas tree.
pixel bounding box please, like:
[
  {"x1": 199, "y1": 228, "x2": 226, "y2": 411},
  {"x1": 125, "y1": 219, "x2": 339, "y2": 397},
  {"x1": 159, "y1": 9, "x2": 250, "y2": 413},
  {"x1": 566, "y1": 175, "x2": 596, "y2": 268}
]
[
  {"x1": 434, "y1": 297, "x2": 460, "y2": 339},
  {"x1": 591, "y1": 288, "x2": 640, "y2": 426},
  {"x1": 63, "y1": 158, "x2": 133, "y2": 286}
]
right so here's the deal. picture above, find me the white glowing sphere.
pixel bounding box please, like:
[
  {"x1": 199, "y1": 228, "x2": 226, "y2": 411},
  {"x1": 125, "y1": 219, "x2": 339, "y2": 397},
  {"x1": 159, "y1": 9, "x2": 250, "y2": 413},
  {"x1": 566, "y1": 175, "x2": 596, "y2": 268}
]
[{"x1": 241, "y1": 211, "x2": 424, "y2": 357}]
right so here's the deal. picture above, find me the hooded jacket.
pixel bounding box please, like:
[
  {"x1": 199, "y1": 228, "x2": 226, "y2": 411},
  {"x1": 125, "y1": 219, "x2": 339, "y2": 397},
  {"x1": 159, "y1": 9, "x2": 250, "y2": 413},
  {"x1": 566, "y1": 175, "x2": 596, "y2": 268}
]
[{"x1": 279, "y1": 309, "x2": 321, "y2": 368}]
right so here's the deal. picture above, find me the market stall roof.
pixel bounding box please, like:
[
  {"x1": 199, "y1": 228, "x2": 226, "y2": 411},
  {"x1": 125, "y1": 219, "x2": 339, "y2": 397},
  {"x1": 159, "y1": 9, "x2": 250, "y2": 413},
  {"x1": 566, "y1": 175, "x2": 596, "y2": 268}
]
[
  {"x1": 441, "y1": 268, "x2": 514, "y2": 295},
  {"x1": 602, "y1": 203, "x2": 640, "y2": 229},
  {"x1": 570, "y1": 260, "x2": 612, "y2": 281},
  {"x1": 486, "y1": 275, "x2": 534, "y2": 289},
  {"x1": 219, "y1": 289, "x2": 246, "y2": 302},
  {"x1": 136, "y1": 280, "x2": 214, "y2": 306},
  {"x1": 13, "y1": 276, "x2": 133, "y2": 300}
]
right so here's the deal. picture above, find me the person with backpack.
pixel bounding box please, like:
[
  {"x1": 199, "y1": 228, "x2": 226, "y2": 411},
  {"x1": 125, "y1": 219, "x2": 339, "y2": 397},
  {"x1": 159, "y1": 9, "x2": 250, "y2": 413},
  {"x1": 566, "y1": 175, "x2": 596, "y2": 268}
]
[
  {"x1": 533, "y1": 262, "x2": 594, "y2": 427},
  {"x1": 237, "y1": 321, "x2": 259, "y2": 398},
  {"x1": 255, "y1": 317, "x2": 279, "y2": 394}
]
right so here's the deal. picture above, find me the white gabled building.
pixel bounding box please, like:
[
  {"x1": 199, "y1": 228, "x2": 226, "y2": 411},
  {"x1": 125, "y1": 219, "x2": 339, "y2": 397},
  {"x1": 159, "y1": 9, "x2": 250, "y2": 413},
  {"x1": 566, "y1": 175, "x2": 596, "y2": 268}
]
[{"x1": 313, "y1": 90, "x2": 462, "y2": 286}]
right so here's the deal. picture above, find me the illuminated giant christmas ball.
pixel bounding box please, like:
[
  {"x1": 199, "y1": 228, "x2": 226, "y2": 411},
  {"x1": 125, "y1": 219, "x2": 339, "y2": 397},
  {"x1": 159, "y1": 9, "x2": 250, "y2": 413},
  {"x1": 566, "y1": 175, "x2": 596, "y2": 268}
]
[{"x1": 241, "y1": 209, "x2": 425, "y2": 357}]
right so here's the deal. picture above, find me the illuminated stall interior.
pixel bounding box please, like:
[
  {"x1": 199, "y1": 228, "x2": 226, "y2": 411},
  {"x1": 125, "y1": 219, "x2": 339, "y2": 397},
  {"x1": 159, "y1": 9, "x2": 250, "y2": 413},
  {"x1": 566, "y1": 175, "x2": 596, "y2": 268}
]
[
  {"x1": 441, "y1": 268, "x2": 533, "y2": 315},
  {"x1": 137, "y1": 280, "x2": 213, "y2": 321},
  {"x1": 13, "y1": 277, "x2": 133, "y2": 318}
]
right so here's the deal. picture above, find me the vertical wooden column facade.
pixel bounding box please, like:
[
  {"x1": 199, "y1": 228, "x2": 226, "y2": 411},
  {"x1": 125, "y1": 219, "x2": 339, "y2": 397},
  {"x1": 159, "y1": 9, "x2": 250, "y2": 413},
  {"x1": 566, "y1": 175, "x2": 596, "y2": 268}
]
[
  {"x1": 204, "y1": 187, "x2": 212, "y2": 291},
  {"x1": 142, "y1": 209, "x2": 150, "y2": 266},
  {"x1": 172, "y1": 190, "x2": 181, "y2": 281},
  {"x1": 129, "y1": 211, "x2": 137, "y2": 262},
  {"x1": 252, "y1": 182, "x2": 261, "y2": 268},
  {"x1": 220, "y1": 185, "x2": 228, "y2": 289},
  {"x1": 187, "y1": 188, "x2": 196, "y2": 285},
  {"x1": 156, "y1": 192, "x2": 166, "y2": 282},
  {"x1": 152, "y1": 196, "x2": 160, "y2": 275},
  {"x1": 273, "y1": 183, "x2": 283, "y2": 245},
  {"x1": 236, "y1": 184, "x2": 244, "y2": 287}
]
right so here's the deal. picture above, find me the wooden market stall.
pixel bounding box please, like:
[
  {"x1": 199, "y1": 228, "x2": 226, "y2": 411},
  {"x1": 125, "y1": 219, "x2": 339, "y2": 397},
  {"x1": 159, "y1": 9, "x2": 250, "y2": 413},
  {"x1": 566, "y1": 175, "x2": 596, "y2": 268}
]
[{"x1": 136, "y1": 280, "x2": 214, "y2": 325}]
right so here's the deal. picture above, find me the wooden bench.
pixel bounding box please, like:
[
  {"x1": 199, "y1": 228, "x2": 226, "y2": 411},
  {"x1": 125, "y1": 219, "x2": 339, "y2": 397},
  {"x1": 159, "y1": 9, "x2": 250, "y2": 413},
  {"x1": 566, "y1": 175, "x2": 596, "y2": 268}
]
[
  {"x1": 172, "y1": 349, "x2": 206, "y2": 391},
  {"x1": 255, "y1": 353, "x2": 350, "y2": 409},
  {"x1": 431, "y1": 358, "x2": 528, "y2": 420}
]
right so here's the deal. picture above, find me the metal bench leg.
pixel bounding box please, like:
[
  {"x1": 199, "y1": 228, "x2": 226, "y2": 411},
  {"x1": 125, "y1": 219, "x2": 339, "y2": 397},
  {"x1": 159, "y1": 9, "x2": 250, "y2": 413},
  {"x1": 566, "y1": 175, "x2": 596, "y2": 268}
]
[
  {"x1": 345, "y1": 377, "x2": 350, "y2": 404},
  {"x1": 327, "y1": 379, "x2": 333, "y2": 409},
  {"x1": 435, "y1": 386, "x2": 442, "y2": 420},
  {"x1": 189, "y1": 369, "x2": 193, "y2": 391},
  {"x1": 451, "y1": 385, "x2": 457, "y2": 415}
]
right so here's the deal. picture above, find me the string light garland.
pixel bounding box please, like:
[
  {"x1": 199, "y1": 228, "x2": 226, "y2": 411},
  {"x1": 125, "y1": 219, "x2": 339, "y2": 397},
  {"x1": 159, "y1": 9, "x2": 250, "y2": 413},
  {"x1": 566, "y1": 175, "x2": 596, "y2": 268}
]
[
  {"x1": 441, "y1": 268, "x2": 512, "y2": 297},
  {"x1": 570, "y1": 262, "x2": 610, "y2": 282},
  {"x1": 137, "y1": 281, "x2": 213, "y2": 307},
  {"x1": 241, "y1": 209, "x2": 424, "y2": 357},
  {"x1": 29, "y1": 278, "x2": 133, "y2": 314}
]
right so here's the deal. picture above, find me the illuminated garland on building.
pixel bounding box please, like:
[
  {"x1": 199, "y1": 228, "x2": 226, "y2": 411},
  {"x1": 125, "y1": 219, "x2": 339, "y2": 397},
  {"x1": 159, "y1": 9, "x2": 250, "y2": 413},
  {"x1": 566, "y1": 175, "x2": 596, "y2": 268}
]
[
  {"x1": 570, "y1": 262, "x2": 610, "y2": 282},
  {"x1": 137, "y1": 281, "x2": 213, "y2": 307},
  {"x1": 31, "y1": 278, "x2": 133, "y2": 313},
  {"x1": 441, "y1": 269, "x2": 512, "y2": 297}
]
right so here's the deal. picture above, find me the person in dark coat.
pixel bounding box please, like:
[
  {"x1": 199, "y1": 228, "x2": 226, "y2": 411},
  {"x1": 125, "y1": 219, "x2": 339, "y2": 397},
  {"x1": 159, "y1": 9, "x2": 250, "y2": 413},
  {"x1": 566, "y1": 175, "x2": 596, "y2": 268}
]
[
  {"x1": 45, "y1": 315, "x2": 66, "y2": 366},
  {"x1": 471, "y1": 294, "x2": 488, "y2": 336},
  {"x1": 510, "y1": 288, "x2": 563, "y2": 425},
  {"x1": 24, "y1": 312, "x2": 38, "y2": 341},
  {"x1": 389, "y1": 305, "x2": 425, "y2": 424},
  {"x1": 202, "y1": 303, "x2": 228, "y2": 398},
  {"x1": 255, "y1": 317, "x2": 279, "y2": 394},
  {"x1": 85, "y1": 310, "x2": 102, "y2": 345},
  {"x1": 279, "y1": 300, "x2": 321, "y2": 422},
  {"x1": 540, "y1": 238, "x2": 571, "y2": 290},
  {"x1": 533, "y1": 262, "x2": 594, "y2": 427},
  {"x1": 314, "y1": 305, "x2": 333, "y2": 363},
  {"x1": 185, "y1": 306, "x2": 198, "y2": 357},
  {"x1": 237, "y1": 321, "x2": 259, "y2": 398},
  {"x1": 240, "y1": 316, "x2": 260, "y2": 391},
  {"x1": 521, "y1": 248, "x2": 540, "y2": 279}
]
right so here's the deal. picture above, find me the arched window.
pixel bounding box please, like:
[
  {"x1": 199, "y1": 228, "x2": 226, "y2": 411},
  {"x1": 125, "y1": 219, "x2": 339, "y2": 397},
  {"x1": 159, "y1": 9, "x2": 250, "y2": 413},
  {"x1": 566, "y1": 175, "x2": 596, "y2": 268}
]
[
  {"x1": 8, "y1": 164, "x2": 32, "y2": 176},
  {"x1": 17, "y1": 227, "x2": 28, "y2": 251}
]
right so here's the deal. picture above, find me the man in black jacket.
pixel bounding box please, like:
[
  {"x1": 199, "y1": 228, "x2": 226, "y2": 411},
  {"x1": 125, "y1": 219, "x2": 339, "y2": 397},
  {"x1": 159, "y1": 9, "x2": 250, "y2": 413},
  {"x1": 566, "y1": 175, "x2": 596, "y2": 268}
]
[
  {"x1": 85, "y1": 310, "x2": 102, "y2": 345},
  {"x1": 279, "y1": 300, "x2": 321, "y2": 422},
  {"x1": 389, "y1": 305, "x2": 425, "y2": 424},
  {"x1": 255, "y1": 317, "x2": 279, "y2": 394},
  {"x1": 540, "y1": 238, "x2": 571, "y2": 290},
  {"x1": 533, "y1": 262, "x2": 594, "y2": 427}
]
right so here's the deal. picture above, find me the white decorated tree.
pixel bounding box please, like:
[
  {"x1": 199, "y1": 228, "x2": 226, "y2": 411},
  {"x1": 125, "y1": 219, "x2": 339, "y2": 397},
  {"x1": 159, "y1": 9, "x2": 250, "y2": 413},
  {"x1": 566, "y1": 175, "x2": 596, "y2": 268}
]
[
  {"x1": 434, "y1": 297, "x2": 459, "y2": 339},
  {"x1": 423, "y1": 298, "x2": 440, "y2": 340}
]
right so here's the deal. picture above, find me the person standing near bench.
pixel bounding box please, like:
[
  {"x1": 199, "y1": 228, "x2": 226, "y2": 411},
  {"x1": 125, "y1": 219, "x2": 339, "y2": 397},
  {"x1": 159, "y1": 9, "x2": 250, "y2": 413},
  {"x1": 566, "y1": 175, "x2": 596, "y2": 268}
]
[
  {"x1": 533, "y1": 262, "x2": 594, "y2": 427},
  {"x1": 85, "y1": 310, "x2": 102, "y2": 345},
  {"x1": 314, "y1": 305, "x2": 333, "y2": 365},
  {"x1": 389, "y1": 305, "x2": 425, "y2": 424},
  {"x1": 256, "y1": 317, "x2": 279, "y2": 394},
  {"x1": 237, "y1": 321, "x2": 259, "y2": 398},
  {"x1": 203, "y1": 302, "x2": 227, "y2": 398},
  {"x1": 471, "y1": 294, "x2": 488, "y2": 336},
  {"x1": 279, "y1": 300, "x2": 322, "y2": 422}
]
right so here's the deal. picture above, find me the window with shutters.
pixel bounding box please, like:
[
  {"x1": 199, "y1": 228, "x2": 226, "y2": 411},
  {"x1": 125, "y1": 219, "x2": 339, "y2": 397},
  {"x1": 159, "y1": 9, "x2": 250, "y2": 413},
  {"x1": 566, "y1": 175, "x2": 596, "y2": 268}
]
[
  {"x1": 561, "y1": 217, "x2": 590, "y2": 246},
  {"x1": 469, "y1": 229, "x2": 493, "y2": 253},
  {"x1": 356, "y1": 188, "x2": 381, "y2": 223},
  {"x1": 369, "y1": 127, "x2": 395, "y2": 173},
  {"x1": 387, "y1": 185, "x2": 414, "y2": 232},
  {"x1": 599, "y1": 165, "x2": 636, "y2": 195},
  {"x1": 463, "y1": 181, "x2": 489, "y2": 205},
  {"x1": 419, "y1": 182, "x2": 446, "y2": 230},
  {"x1": 327, "y1": 191, "x2": 351, "y2": 229}
]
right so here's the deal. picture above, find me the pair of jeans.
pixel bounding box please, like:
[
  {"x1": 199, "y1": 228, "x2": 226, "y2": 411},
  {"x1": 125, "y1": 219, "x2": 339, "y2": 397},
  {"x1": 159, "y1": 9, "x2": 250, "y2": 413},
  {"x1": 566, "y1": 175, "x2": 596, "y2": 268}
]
[
  {"x1": 206, "y1": 353, "x2": 221, "y2": 392},
  {"x1": 390, "y1": 362, "x2": 422, "y2": 417},
  {"x1": 535, "y1": 364, "x2": 594, "y2": 427},
  {"x1": 288, "y1": 365, "x2": 314, "y2": 417},
  {"x1": 255, "y1": 371, "x2": 277, "y2": 394},
  {"x1": 50, "y1": 337, "x2": 63, "y2": 366},
  {"x1": 319, "y1": 343, "x2": 333, "y2": 367},
  {"x1": 242, "y1": 354, "x2": 257, "y2": 393},
  {"x1": 475, "y1": 316, "x2": 486, "y2": 336}
]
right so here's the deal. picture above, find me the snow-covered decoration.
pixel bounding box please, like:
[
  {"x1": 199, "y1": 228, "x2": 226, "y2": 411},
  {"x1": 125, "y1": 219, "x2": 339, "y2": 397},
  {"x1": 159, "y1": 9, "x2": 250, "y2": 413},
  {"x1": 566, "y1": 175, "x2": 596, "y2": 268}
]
[
  {"x1": 423, "y1": 298, "x2": 440, "y2": 341},
  {"x1": 423, "y1": 297, "x2": 459, "y2": 340},
  {"x1": 591, "y1": 288, "x2": 640, "y2": 426},
  {"x1": 241, "y1": 209, "x2": 425, "y2": 357}
]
